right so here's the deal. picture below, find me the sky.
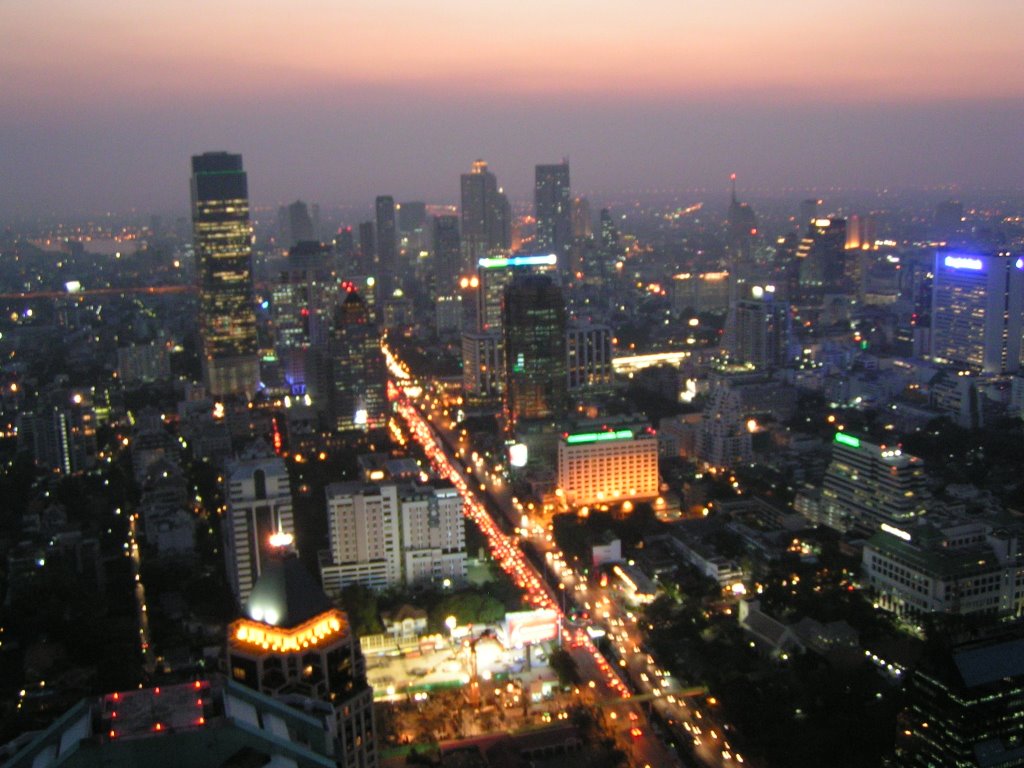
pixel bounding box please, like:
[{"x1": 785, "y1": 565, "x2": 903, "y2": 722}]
[{"x1": 2, "y1": 0, "x2": 1024, "y2": 219}]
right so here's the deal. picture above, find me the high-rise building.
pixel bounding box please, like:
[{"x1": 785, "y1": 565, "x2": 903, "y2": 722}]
[
  {"x1": 534, "y1": 161, "x2": 571, "y2": 274},
  {"x1": 320, "y1": 480, "x2": 466, "y2": 592},
  {"x1": 726, "y1": 174, "x2": 758, "y2": 271},
  {"x1": 222, "y1": 448, "x2": 295, "y2": 606},
  {"x1": 328, "y1": 288, "x2": 387, "y2": 432},
  {"x1": 502, "y1": 274, "x2": 568, "y2": 427},
  {"x1": 357, "y1": 220, "x2": 375, "y2": 274},
  {"x1": 229, "y1": 552, "x2": 377, "y2": 768},
  {"x1": 374, "y1": 196, "x2": 397, "y2": 301},
  {"x1": 461, "y1": 331, "x2": 503, "y2": 407},
  {"x1": 270, "y1": 241, "x2": 336, "y2": 395},
  {"x1": 930, "y1": 251, "x2": 1024, "y2": 374},
  {"x1": 697, "y1": 382, "x2": 752, "y2": 470},
  {"x1": 557, "y1": 428, "x2": 659, "y2": 508},
  {"x1": 566, "y1": 322, "x2": 613, "y2": 392},
  {"x1": 793, "y1": 217, "x2": 848, "y2": 309},
  {"x1": 476, "y1": 253, "x2": 558, "y2": 334},
  {"x1": 190, "y1": 152, "x2": 259, "y2": 397},
  {"x1": 432, "y1": 214, "x2": 462, "y2": 299},
  {"x1": 898, "y1": 631, "x2": 1024, "y2": 768},
  {"x1": 820, "y1": 432, "x2": 927, "y2": 534},
  {"x1": 285, "y1": 200, "x2": 316, "y2": 247},
  {"x1": 460, "y1": 160, "x2": 510, "y2": 266},
  {"x1": 725, "y1": 285, "x2": 790, "y2": 369}
]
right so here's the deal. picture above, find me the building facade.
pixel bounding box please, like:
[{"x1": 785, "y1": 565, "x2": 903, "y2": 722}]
[
  {"x1": 557, "y1": 429, "x2": 659, "y2": 508},
  {"x1": 191, "y1": 152, "x2": 259, "y2": 397},
  {"x1": 930, "y1": 251, "x2": 1024, "y2": 374},
  {"x1": 320, "y1": 481, "x2": 466, "y2": 593},
  {"x1": 223, "y1": 450, "x2": 295, "y2": 605}
]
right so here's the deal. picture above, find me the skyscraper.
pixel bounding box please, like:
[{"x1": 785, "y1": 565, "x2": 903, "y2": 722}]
[
  {"x1": 460, "y1": 160, "x2": 510, "y2": 267},
  {"x1": 374, "y1": 195, "x2": 397, "y2": 300},
  {"x1": 503, "y1": 274, "x2": 568, "y2": 427},
  {"x1": 432, "y1": 214, "x2": 462, "y2": 299},
  {"x1": 270, "y1": 240, "x2": 335, "y2": 394},
  {"x1": 328, "y1": 288, "x2": 387, "y2": 432},
  {"x1": 725, "y1": 285, "x2": 790, "y2": 369},
  {"x1": 793, "y1": 216, "x2": 848, "y2": 308},
  {"x1": 190, "y1": 152, "x2": 259, "y2": 397},
  {"x1": 930, "y1": 251, "x2": 1024, "y2": 373},
  {"x1": 534, "y1": 161, "x2": 571, "y2": 273}
]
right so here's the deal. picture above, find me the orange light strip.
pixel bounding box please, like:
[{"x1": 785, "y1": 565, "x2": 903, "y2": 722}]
[{"x1": 230, "y1": 609, "x2": 348, "y2": 653}]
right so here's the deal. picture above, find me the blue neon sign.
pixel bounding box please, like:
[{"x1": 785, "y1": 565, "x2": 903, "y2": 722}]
[{"x1": 943, "y1": 255, "x2": 983, "y2": 271}]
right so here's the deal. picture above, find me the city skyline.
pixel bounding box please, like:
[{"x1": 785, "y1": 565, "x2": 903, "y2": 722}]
[{"x1": 3, "y1": 1, "x2": 1024, "y2": 218}]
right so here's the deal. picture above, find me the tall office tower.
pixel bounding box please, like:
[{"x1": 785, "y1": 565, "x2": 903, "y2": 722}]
[
  {"x1": 190, "y1": 152, "x2": 260, "y2": 398},
  {"x1": 462, "y1": 331, "x2": 504, "y2": 407},
  {"x1": 334, "y1": 225, "x2": 355, "y2": 263},
  {"x1": 725, "y1": 285, "x2": 790, "y2": 369},
  {"x1": 599, "y1": 208, "x2": 617, "y2": 251},
  {"x1": 328, "y1": 288, "x2": 387, "y2": 432},
  {"x1": 397, "y1": 200, "x2": 426, "y2": 251},
  {"x1": 477, "y1": 253, "x2": 558, "y2": 333},
  {"x1": 726, "y1": 174, "x2": 758, "y2": 272},
  {"x1": 357, "y1": 220, "x2": 375, "y2": 274},
  {"x1": 229, "y1": 552, "x2": 377, "y2": 768},
  {"x1": 270, "y1": 241, "x2": 336, "y2": 394},
  {"x1": 798, "y1": 198, "x2": 819, "y2": 229},
  {"x1": 566, "y1": 322, "x2": 613, "y2": 392},
  {"x1": 320, "y1": 481, "x2": 466, "y2": 592},
  {"x1": 374, "y1": 195, "x2": 398, "y2": 301},
  {"x1": 503, "y1": 274, "x2": 568, "y2": 427},
  {"x1": 820, "y1": 431, "x2": 927, "y2": 534},
  {"x1": 432, "y1": 214, "x2": 462, "y2": 299},
  {"x1": 897, "y1": 632, "x2": 1024, "y2": 768},
  {"x1": 930, "y1": 251, "x2": 1024, "y2": 374},
  {"x1": 794, "y1": 216, "x2": 848, "y2": 306},
  {"x1": 222, "y1": 448, "x2": 295, "y2": 606},
  {"x1": 460, "y1": 160, "x2": 510, "y2": 267},
  {"x1": 571, "y1": 196, "x2": 592, "y2": 239},
  {"x1": 535, "y1": 161, "x2": 572, "y2": 274},
  {"x1": 285, "y1": 200, "x2": 316, "y2": 247}
]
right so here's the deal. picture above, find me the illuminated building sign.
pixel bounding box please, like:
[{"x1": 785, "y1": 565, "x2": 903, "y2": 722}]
[
  {"x1": 880, "y1": 523, "x2": 912, "y2": 542},
  {"x1": 503, "y1": 609, "x2": 559, "y2": 647},
  {"x1": 833, "y1": 432, "x2": 861, "y2": 449},
  {"x1": 565, "y1": 429, "x2": 633, "y2": 445},
  {"x1": 231, "y1": 609, "x2": 348, "y2": 654},
  {"x1": 943, "y1": 255, "x2": 984, "y2": 271},
  {"x1": 478, "y1": 254, "x2": 558, "y2": 269}
]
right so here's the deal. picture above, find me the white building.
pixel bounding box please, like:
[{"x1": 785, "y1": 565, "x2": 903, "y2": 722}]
[
  {"x1": 862, "y1": 516, "x2": 1024, "y2": 620},
  {"x1": 321, "y1": 481, "x2": 466, "y2": 593},
  {"x1": 556, "y1": 429, "x2": 659, "y2": 508},
  {"x1": 223, "y1": 448, "x2": 295, "y2": 606},
  {"x1": 820, "y1": 431, "x2": 928, "y2": 534}
]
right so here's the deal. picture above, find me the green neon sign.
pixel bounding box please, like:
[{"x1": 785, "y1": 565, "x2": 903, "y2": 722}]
[
  {"x1": 834, "y1": 432, "x2": 860, "y2": 449},
  {"x1": 565, "y1": 429, "x2": 634, "y2": 445}
]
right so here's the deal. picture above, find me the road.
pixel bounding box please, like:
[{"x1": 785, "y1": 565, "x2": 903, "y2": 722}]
[
  {"x1": 385, "y1": 347, "x2": 750, "y2": 768},
  {"x1": 384, "y1": 348, "x2": 686, "y2": 768}
]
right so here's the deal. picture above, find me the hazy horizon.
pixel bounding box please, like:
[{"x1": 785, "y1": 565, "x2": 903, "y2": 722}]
[{"x1": 3, "y1": 1, "x2": 1023, "y2": 219}]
